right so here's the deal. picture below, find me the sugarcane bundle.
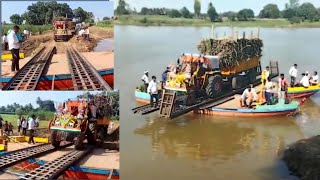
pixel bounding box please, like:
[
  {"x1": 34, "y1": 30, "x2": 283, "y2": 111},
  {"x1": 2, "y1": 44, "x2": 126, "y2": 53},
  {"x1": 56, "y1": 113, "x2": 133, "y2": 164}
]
[
  {"x1": 197, "y1": 38, "x2": 263, "y2": 68},
  {"x1": 92, "y1": 92, "x2": 119, "y2": 119}
]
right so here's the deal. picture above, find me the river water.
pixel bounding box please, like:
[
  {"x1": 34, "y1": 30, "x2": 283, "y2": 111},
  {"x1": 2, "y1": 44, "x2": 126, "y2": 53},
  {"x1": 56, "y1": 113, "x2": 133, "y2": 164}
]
[
  {"x1": 93, "y1": 38, "x2": 114, "y2": 52},
  {"x1": 115, "y1": 26, "x2": 320, "y2": 180}
]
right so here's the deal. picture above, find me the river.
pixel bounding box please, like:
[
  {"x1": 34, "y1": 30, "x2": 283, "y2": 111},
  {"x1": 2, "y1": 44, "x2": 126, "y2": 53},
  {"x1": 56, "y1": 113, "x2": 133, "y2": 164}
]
[{"x1": 115, "y1": 26, "x2": 320, "y2": 180}]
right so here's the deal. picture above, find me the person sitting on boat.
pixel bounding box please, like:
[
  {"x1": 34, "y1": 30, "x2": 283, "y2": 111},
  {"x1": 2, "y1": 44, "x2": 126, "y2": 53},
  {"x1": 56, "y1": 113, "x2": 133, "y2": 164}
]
[
  {"x1": 289, "y1": 64, "x2": 298, "y2": 87},
  {"x1": 240, "y1": 84, "x2": 258, "y2": 108},
  {"x1": 141, "y1": 71, "x2": 150, "y2": 93},
  {"x1": 148, "y1": 76, "x2": 159, "y2": 108},
  {"x1": 265, "y1": 77, "x2": 275, "y2": 105},
  {"x1": 310, "y1": 71, "x2": 318, "y2": 85},
  {"x1": 278, "y1": 74, "x2": 289, "y2": 104},
  {"x1": 298, "y1": 72, "x2": 310, "y2": 88}
]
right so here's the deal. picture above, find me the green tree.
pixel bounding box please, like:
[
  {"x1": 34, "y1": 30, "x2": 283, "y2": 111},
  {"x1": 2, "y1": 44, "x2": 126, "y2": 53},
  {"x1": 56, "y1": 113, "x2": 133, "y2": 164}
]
[
  {"x1": 194, "y1": 0, "x2": 201, "y2": 17},
  {"x1": 115, "y1": 0, "x2": 129, "y2": 15},
  {"x1": 237, "y1": 9, "x2": 255, "y2": 21},
  {"x1": 222, "y1": 11, "x2": 237, "y2": 21},
  {"x1": 259, "y1": 4, "x2": 280, "y2": 18},
  {"x1": 181, "y1": 7, "x2": 192, "y2": 18},
  {"x1": 168, "y1": 9, "x2": 182, "y2": 18},
  {"x1": 207, "y1": 3, "x2": 218, "y2": 22},
  {"x1": 10, "y1": 14, "x2": 23, "y2": 25},
  {"x1": 15, "y1": 108, "x2": 24, "y2": 117},
  {"x1": 285, "y1": 0, "x2": 300, "y2": 9},
  {"x1": 297, "y1": 2, "x2": 318, "y2": 21},
  {"x1": 282, "y1": 8, "x2": 296, "y2": 19}
]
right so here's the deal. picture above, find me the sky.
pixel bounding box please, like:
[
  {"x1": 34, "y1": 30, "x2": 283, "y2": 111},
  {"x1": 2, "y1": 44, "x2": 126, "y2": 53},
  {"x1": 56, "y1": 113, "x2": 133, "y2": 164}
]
[
  {"x1": 1, "y1": 1, "x2": 114, "y2": 23},
  {"x1": 0, "y1": 91, "x2": 93, "y2": 107},
  {"x1": 115, "y1": 0, "x2": 320, "y2": 15}
]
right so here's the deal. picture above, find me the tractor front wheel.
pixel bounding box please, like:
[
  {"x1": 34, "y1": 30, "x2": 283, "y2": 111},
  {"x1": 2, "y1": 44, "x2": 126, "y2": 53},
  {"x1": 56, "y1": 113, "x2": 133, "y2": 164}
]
[
  {"x1": 205, "y1": 75, "x2": 223, "y2": 98},
  {"x1": 50, "y1": 131, "x2": 61, "y2": 148}
]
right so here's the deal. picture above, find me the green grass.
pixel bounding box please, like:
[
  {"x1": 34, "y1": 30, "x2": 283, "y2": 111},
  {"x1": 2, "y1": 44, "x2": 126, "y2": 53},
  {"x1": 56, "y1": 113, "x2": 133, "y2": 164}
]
[
  {"x1": 115, "y1": 15, "x2": 320, "y2": 28},
  {"x1": 2, "y1": 24, "x2": 53, "y2": 35},
  {"x1": 96, "y1": 20, "x2": 114, "y2": 28},
  {"x1": 0, "y1": 114, "x2": 50, "y2": 129}
]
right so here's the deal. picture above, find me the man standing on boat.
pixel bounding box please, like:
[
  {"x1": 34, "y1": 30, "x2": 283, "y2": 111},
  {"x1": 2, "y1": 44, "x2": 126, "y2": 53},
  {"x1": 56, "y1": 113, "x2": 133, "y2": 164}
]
[
  {"x1": 278, "y1": 74, "x2": 289, "y2": 104},
  {"x1": 142, "y1": 71, "x2": 150, "y2": 93},
  {"x1": 148, "y1": 76, "x2": 159, "y2": 108},
  {"x1": 262, "y1": 66, "x2": 270, "y2": 83},
  {"x1": 289, "y1": 64, "x2": 298, "y2": 87}
]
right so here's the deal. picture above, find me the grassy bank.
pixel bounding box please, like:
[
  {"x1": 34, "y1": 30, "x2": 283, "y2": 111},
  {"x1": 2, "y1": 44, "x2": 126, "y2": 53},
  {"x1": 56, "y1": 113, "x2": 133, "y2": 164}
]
[
  {"x1": 2, "y1": 24, "x2": 53, "y2": 35},
  {"x1": 0, "y1": 114, "x2": 51, "y2": 129},
  {"x1": 115, "y1": 15, "x2": 320, "y2": 28},
  {"x1": 96, "y1": 20, "x2": 114, "y2": 28}
]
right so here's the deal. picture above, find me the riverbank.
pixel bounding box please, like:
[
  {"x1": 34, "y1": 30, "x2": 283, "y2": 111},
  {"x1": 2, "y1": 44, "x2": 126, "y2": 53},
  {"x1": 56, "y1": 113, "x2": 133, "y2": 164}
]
[
  {"x1": 115, "y1": 15, "x2": 320, "y2": 28},
  {"x1": 283, "y1": 135, "x2": 320, "y2": 180}
]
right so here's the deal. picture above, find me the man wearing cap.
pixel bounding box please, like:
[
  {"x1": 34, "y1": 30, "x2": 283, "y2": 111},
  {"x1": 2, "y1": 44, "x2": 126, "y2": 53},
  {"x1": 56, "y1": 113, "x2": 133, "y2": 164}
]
[
  {"x1": 240, "y1": 84, "x2": 258, "y2": 108},
  {"x1": 289, "y1": 64, "x2": 298, "y2": 87},
  {"x1": 142, "y1": 71, "x2": 150, "y2": 93}
]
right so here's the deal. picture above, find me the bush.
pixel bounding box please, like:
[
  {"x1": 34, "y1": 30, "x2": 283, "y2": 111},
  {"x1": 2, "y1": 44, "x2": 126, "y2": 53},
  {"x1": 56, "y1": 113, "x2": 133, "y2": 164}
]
[
  {"x1": 140, "y1": 17, "x2": 148, "y2": 24},
  {"x1": 289, "y1": 16, "x2": 302, "y2": 24},
  {"x1": 96, "y1": 20, "x2": 114, "y2": 28}
]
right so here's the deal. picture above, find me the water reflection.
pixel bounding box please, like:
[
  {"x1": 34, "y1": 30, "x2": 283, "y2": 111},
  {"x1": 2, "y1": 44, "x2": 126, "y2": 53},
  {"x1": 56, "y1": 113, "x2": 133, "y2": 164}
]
[{"x1": 134, "y1": 114, "x2": 304, "y2": 162}]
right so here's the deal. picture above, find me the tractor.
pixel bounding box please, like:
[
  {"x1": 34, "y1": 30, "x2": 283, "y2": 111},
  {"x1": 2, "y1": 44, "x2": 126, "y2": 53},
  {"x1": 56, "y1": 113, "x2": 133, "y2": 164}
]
[
  {"x1": 53, "y1": 18, "x2": 76, "y2": 42},
  {"x1": 49, "y1": 99, "x2": 113, "y2": 150}
]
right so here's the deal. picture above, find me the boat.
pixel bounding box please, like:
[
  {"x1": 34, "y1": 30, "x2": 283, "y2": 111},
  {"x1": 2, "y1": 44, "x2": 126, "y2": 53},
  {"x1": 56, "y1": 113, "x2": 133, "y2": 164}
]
[
  {"x1": 195, "y1": 94, "x2": 300, "y2": 117},
  {"x1": 286, "y1": 84, "x2": 320, "y2": 99},
  {"x1": 135, "y1": 90, "x2": 151, "y2": 103},
  {"x1": 1, "y1": 68, "x2": 114, "y2": 90}
]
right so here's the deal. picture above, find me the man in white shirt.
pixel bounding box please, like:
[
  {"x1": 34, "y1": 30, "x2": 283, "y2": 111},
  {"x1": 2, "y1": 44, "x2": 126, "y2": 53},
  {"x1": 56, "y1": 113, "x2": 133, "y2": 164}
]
[
  {"x1": 240, "y1": 84, "x2": 258, "y2": 108},
  {"x1": 85, "y1": 27, "x2": 90, "y2": 40},
  {"x1": 148, "y1": 76, "x2": 159, "y2": 108},
  {"x1": 142, "y1": 71, "x2": 150, "y2": 93},
  {"x1": 299, "y1": 72, "x2": 310, "y2": 88},
  {"x1": 2, "y1": 33, "x2": 8, "y2": 50},
  {"x1": 28, "y1": 114, "x2": 36, "y2": 144},
  {"x1": 17, "y1": 116, "x2": 22, "y2": 136},
  {"x1": 289, "y1": 64, "x2": 298, "y2": 87},
  {"x1": 21, "y1": 117, "x2": 28, "y2": 136},
  {"x1": 8, "y1": 25, "x2": 22, "y2": 72},
  {"x1": 310, "y1": 71, "x2": 318, "y2": 85}
]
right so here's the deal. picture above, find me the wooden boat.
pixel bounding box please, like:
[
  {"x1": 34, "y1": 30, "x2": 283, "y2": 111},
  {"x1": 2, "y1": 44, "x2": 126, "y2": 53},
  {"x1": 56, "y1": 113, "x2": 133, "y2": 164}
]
[
  {"x1": 286, "y1": 84, "x2": 320, "y2": 99},
  {"x1": 1, "y1": 68, "x2": 114, "y2": 90},
  {"x1": 135, "y1": 90, "x2": 150, "y2": 103}
]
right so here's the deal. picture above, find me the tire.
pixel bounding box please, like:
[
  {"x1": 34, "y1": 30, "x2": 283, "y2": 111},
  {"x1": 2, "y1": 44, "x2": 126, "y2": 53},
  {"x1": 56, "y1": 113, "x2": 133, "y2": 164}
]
[
  {"x1": 74, "y1": 133, "x2": 85, "y2": 150},
  {"x1": 97, "y1": 126, "x2": 106, "y2": 141},
  {"x1": 50, "y1": 131, "x2": 60, "y2": 148},
  {"x1": 87, "y1": 122, "x2": 97, "y2": 145},
  {"x1": 205, "y1": 75, "x2": 223, "y2": 98}
]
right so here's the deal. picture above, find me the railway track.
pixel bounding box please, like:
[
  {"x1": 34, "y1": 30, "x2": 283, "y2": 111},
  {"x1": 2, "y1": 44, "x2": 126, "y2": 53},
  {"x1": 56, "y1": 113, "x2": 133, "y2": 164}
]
[
  {"x1": 0, "y1": 143, "x2": 71, "y2": 170},
  {"x1": 19, "y1": 147, "x2": 93, "y2": 180},
  {"x1": 3, "y1": 46, "x2": 56, "y2": 90},
  {"x1": 66, "y1": 45, "x2": 112, "y2": 90}
]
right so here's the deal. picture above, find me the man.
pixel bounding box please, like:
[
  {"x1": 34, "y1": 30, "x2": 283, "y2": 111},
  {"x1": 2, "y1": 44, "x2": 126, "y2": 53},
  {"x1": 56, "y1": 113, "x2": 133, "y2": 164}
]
[
  {"x1": 148, "y1": 76, "x2": 159, "y2": 108},
  {"x1": 142, "y1": 71, "x2": 150, "y2": 93},
  {"x1": 289, "y1": 64, "x2": 298, "y2": 87},
  {"x1": 299, "y1": 72, "x2": 310, "y2": 88},
  {"x1": 0, "y1": 116, "x2": 3, "y2": 137},
  {"x1": 28, "y1": 115, "x2": 36, "y2": 144},
  {"x1": 90, "y1": 101, "x2": 97, "y2": 119},
  {"x1": 8, "y1": 25, "x2": 23, "y2": 72},
  {"x1": 17, "y1": 116, "x2": 22, "y2": 136},
  {"x1": 262, "y1": 66, "x2": 270, "y2": 84},
  {"x1": 264, "y1": 77, "x2": 274, "y2": 105},
  {"x1": 85, "y1": 27, "x2": 90, "y2": 40},
  {"x1": 21, "y1": 117, "x2": 28, "y2": 136},
  {"x1": 2, "y1": 33, "x2": 8, "y2": 50},
  {"x1": 278, "y1": 73, "x2": 289, "y2": 104},
  {"x1": 240, "y1": 84, "x2": 258, "y2": 108},
  {"x1": 4, "y1": 121, "x2": 9, "y2": 135},
  {"x1": 310, "y1": 71, "x2": 318, "y2": 85}
]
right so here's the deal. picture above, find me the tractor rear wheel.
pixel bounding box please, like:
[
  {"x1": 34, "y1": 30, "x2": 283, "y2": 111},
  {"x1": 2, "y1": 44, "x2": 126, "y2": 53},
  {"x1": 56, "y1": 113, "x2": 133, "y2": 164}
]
[
  {"x1": 205, "y1": 75, "x2": 223, "y2": 98},
  {"x1": 74, "y1": 133, "x2": 85, "y2": 150},
  {"x1": 87, "y1": 122, "x2": 97, "y2": 145},
  {"x1": 50, "y1": 131, "x2": 60, "y2": 148}
]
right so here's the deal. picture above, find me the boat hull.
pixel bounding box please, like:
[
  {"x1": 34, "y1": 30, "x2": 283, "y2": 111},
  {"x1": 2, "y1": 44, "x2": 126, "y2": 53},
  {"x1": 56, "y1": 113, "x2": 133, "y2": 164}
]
[
  {"x1": 286, "y1": 85, "x2": 320, "y2": 99},
  {"x1": 195, "y1": 102, "x2": 299, "y2": 117},
  {"x1": 2, "y1": 69, "x2": 113, "y2": 90},
  {"x1": 135, "y1": 90, "x2": 150, "y2": 103}
]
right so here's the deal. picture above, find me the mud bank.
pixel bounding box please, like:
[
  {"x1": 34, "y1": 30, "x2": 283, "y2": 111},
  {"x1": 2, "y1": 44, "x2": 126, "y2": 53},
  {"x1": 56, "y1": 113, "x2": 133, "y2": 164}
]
[{"x1": 283, "y1": 135, "x2": 320, "y2": 180}]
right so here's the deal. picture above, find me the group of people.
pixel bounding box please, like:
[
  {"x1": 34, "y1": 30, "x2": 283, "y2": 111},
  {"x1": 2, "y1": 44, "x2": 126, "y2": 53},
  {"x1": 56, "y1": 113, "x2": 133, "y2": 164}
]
[
  {"x1": 78, "y1": 27, "x2": 90, "y2": 40},
  {"x1": 0, "y1": 114, "x2": 39, "y2": 144},
  {"x1": 2, "y1": 25, "x2": 24, "y2": 72},
  {"x1": 289, "y1": 64, "x2": 318, "y2": 87},
  {"x1": 240, "y1": 64, "x2": 319, "y2": 108},
  {"x1": 141, "y1": 71, "x2": 159, "y2": 108}
]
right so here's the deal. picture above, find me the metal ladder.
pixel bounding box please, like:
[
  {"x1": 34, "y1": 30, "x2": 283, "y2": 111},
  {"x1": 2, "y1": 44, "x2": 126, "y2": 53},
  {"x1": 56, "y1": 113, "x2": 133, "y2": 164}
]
[{"x1": 159, "y1": 91, "x2": 176, "y2": 118}]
